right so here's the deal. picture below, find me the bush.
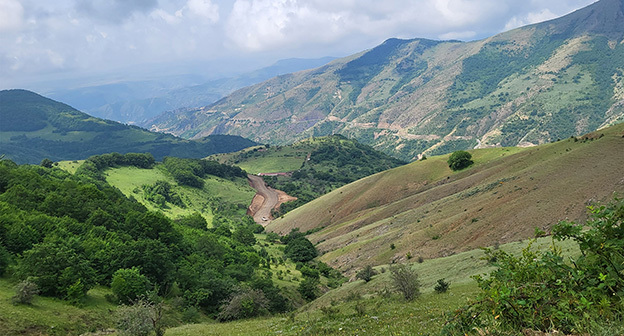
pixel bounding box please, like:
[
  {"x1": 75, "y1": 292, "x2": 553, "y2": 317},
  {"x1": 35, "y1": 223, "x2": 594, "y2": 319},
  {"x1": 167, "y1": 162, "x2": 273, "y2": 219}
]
[
  {"x1": 116, "y1": 299, "x2": 165, "y2": 336},
  {"x1": 444, "y1": 197, "x2": 624, "y2": 334},
  {"x1": 0, "y1": 244, "x2": 10, "y2": 275},
  {"x1": 390, "y1": 264, "x2": 420, "y2": 301},
  {"x1": 111, "y1": 268, "x2": 152, "y2": 304},
  {"x1": 298, "y1": 277, "x2": 320, "y2": 301},
  {"x1": 355, "y1": 265, "x2": 377, "y2": 282},
  {"x1": 447, "y1": 150, "x2": 473, "y2": 171},
  {"x1": 12, "y1": 279, "x2": 39, "y2": 305},
  {"x1": 217, "y1": 288, "x2": 269, "y2": 321},
  {"x1": 434, "y1": 278, "x2": 450, "y2": 293},
  {"x1": 284, "y1": 237, "x2": 318, "y2": 262}
]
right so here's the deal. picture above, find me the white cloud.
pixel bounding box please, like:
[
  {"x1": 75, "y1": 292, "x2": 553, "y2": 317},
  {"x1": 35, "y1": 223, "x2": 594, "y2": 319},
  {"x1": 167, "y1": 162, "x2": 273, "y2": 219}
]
[
  {"x1": 186, "y1": 0, "x2": 220, "y2": 22},
  {"x1": 0, "y1": 0, "x2": 24, "y2": 32},
  {"x1": 504, "y1": 8, "x2": 558, "y2": 31}
]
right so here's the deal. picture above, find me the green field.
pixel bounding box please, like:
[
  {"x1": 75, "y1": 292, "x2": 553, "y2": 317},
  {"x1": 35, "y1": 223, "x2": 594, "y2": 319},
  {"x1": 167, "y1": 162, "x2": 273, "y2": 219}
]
[
  {"x1": 210, "y1": 146, "x2": 309, "y2": 174},
  {"x1": 104, "y1": 166, "x2": 256, "y2": 224}
]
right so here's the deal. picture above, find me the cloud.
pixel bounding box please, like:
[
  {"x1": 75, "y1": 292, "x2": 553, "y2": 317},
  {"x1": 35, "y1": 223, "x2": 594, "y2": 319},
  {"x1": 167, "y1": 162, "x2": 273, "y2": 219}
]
[
  {"x1": 74, "y1": 0, "x2": 159, "y2": 23},
  {"x1": 186, "y1": 0, "x2": 219, "y2": 22},
  {"x1": 0, "y1": 0, "x2": 24, "y2": 32},
  {"x1": 504, "y1": 8, "x2": 558, "y2": 31}
]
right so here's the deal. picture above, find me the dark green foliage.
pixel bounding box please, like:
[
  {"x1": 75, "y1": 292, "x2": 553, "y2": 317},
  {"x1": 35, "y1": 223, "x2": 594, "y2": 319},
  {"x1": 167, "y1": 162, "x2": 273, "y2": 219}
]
[
  {"x1": 447, "y1": 150, "x2": 473, "y2": 171},
  {"x1": 143, "y1": 180, "x2": 184, "y2": 208},
  {"x1": 16, "y1": 240, "x2": 97, "y2": 301},
  {"x1": 12, "y1": 279, "x2": 39, "y2": 305},
  {"x1": 40, "y1": 158, "x2": 54, "y2": 168},
  {"x1": 444, "y1": 197, "x2": 624, "y2": 334},
  {"x1": 284, "y1": 237, "x2": 318, "y2": 263},
  {"x1": 434, "y1": 278, "x2": 450, "y2": 293},
  {"x1": 268, "y1": 135, "x2": 405, "y2": 216},
  {"x1": 356, "y1": 265, "x2": 377, "y2": 282},
  {"x1": 163, "y1": 157, "x2": 246, "y2": 188},
  {"x1": 390, "y1": 264, "x2": 420, "y2": 301},
  {"x1": 111, "y1": 268, "x2": 153, "y2": 304},
  {"x1": 298, "y1": 277, "x2": 320, "y2": 301},
  {"x1": 175, "y1": 212, "x2": 208, "y2": 230},
  {"x1": 0, "y1": 244, "x2": 10, "y2": 275}
]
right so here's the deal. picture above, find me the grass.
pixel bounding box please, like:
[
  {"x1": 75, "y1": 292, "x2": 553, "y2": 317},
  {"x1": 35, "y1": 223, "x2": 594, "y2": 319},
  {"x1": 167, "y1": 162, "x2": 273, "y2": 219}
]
[
  {"x1": 209, "y1": 146, "x2": 309, "y2": 174},
  {"x1": 0, "y1": 278, "x2": 116, "y2": 336},
  {"x1": 56, "y1": 160, "x2": 85, "y2": 174},
  {"x1": 104, "y1": 165, "x2": 256, "y2": 225},
  {"x1": 267, "y1": 123, "x2": 624, "y2": 273}
]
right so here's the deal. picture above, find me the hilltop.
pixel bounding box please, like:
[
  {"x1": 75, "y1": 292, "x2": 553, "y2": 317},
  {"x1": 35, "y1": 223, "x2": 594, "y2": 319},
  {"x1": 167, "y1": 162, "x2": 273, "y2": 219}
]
[
  {"x1": 0, "y1": 89, "x2": 256, "y2": 164},
  {"x1": 267, "y1": 122, "x2": 624, "y2": 273},
  {"x1": 148, "y1": 0, "x2": 624, "y2": 161}
]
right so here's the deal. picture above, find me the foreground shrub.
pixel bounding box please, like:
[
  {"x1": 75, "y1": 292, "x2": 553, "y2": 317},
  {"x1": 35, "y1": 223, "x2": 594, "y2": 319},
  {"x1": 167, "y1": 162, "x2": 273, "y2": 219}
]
[
  {"x1": 443, "y1": 196, "x2": 624, "y2": 335},
  {"x1": 111, "y1": 267, "x2": 152, "y2": 304},
  {"x1": 12, "y1": 279, "x2": 39, "y2": 305},
  {"x1": 116, "y1": 298, "x2": 165, "y2": 336},
  {"x1": 356, "y1": 265, "x2": 377, "y2": 282},
  {"x1": 447, "y1": 150, "x2": 473, "y2": 171},
  {"x1": 434, "y1": 278, "x2": 450, "y2": 293},
  {"x1": 390, "y1": 264, "x2": 420, "y2": 301}
]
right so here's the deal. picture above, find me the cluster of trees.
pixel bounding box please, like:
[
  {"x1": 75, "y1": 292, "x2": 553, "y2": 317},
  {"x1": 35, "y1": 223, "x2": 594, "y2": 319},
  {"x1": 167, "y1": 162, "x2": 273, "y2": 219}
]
[
  {"x1": 162, "y1": 157, "x2": 247, "y2": 188},
  {"x1": 142, "y1": 180, "x2": 185, "y2": 208},
  {"x1": 266, "y1": 136, "x2": 405, "y2": 216},
  {"x1": 0, "y1": 158, "x2": 302, "y2": 320}
]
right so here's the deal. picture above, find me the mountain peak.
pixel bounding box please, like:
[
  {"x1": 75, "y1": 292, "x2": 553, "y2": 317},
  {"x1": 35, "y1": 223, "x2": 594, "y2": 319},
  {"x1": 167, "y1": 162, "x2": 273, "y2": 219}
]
[{"x1": 538, "y1": 0, "x2": 624, "y2": 40}]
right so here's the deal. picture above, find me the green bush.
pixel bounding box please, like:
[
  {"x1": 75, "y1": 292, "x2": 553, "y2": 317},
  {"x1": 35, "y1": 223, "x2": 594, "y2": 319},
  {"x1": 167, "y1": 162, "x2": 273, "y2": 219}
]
[
  {"x1": 434, "y1": 278, "x2": 450, "y2": 293},
  {"x1": 111, "y1": 268, "x2": 152, "y2": 304},
  {"x1": 356, "y1": 265, "x2": 377, "y2": 282},
  {"x1": 447, "y1": 150, "x2": 474, "y2": 171},
  {"x1": 12, "y1": 279, "x2": 39, "y2": 305},
  {"x1": 444, "y1": 197, "x2": 624, "y2": 334},
  {"x1": 217, "y1": 288, "x2": 269, "y2": 321}
]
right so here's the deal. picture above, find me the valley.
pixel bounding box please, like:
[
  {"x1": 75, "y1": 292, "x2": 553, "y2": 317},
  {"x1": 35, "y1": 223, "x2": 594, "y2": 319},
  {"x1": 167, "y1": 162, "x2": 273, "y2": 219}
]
[{"x1": 2, "y1": 1, "x2": 624, "y2": 335}]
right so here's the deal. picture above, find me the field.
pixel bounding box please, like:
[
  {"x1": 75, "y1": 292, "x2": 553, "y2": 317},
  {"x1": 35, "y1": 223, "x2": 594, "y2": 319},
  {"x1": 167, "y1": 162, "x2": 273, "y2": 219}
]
[
  {"x1": 104, "y1": 166, "x2": 256, "y2": 224},
  {"x1": 209, "y1": 146, "x2": 309, "y2": 174}
]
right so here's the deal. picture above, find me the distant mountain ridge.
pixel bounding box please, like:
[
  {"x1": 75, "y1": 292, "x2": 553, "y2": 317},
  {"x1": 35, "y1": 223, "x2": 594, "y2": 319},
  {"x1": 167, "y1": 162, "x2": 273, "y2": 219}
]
[
  {"x1": 46, "y1": 57, "x2": 336, "y2": 125},
  {"x1": 0, "y1": 89, "x2": 256, "y2": 164},
  {"x1": 148, "y1": 0, "x2": 624, "y2": 161}
]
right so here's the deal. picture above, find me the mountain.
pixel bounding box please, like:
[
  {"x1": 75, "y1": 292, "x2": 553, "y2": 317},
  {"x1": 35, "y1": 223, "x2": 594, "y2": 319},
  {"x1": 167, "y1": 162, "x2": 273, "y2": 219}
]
[
  {"x1": 46, "y1": 57, "x2": 336, "y2": 125},
  {"x1": 266, "y1": 123, "x2": 624, "y2": 273},
  {"x1": 148, "y1": 0, "x2": 624, "y2": 161},
  {"x1": 0, "y1": 89, "x2": 257, "y2": 164}
]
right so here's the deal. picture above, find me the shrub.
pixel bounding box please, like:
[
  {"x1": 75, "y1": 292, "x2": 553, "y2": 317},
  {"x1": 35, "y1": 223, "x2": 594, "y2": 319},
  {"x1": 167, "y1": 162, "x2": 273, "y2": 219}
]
[
  {"x1": 12, "y1": 279, "x2": 39, "y2": 305},
  {"x1": 355, "y1": 265, "x2": 377, "y2": 282},
  {"x1": 298, "y1": 277, "x2": 320, "y2": 301},
  {"x1": 217, "y1": 288, "x2": 269, "y2": 321},
  {"x1": 447, "y1": 150, "x2": 473, "y2": 171},
  {"x1": 116, "y1": 299, "x2": 165, "y2": 336},
  {"x1": 111, "y1": 268, "x2": 152, "y2": 304},
  {"x1": 434, "y1": 278, "x2": 450, "y2": 293},
  {"x1": 390, "y1": 264, "x2": 420, "y2": 301}
]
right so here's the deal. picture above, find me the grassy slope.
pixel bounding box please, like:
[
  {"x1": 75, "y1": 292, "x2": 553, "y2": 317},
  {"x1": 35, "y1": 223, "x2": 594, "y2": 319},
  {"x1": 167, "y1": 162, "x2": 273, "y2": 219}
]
[
  {"x1": 104, "y1": 165, "x2": 256, "y2": 224},
  {"x1": 209, "y1": 144, "x2": 311, "y2": 174},
  {"x1": 166, "y1": 236, "x2": 579, "y2": 336},
  {"x1": 0, "y1": 278, "x2": 116, "y2": 336},
  {"x1": 267, "y1": 123, "x2": 624, "y2": 273}
]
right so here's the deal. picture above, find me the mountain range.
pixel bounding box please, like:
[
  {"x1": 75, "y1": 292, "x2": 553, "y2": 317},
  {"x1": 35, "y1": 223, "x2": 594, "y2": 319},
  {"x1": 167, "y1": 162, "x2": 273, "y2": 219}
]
[
  {"x1": 46, "y1": 57, "x2": 336, "y2": 126},
  {"x1": 146, "y1": 0, "x2": 624, "y2": 161}
]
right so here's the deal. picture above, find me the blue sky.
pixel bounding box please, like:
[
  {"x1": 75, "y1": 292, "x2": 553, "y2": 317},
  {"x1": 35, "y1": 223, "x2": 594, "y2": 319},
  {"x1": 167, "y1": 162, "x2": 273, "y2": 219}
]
[{"x1": 0, "y1": 0, "x2": 596, "y2": 90}]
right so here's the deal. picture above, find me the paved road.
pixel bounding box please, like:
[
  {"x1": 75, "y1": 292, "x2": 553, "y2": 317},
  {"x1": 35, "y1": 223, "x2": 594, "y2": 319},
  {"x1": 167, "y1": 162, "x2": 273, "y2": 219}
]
[{"x1": 247, "y1": 174, "x2": 279, "y2": 225}]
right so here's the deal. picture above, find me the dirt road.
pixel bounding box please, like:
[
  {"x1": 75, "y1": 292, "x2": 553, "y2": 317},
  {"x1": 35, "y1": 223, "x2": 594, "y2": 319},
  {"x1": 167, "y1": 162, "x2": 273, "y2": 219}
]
[{"x1": 247, "y1": 175, "x2": 296, "y2": 225}]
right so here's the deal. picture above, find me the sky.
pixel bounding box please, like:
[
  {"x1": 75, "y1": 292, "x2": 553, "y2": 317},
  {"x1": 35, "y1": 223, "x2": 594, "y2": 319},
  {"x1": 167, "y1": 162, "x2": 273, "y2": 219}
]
[{"x1": 0, "y1": 0, "x2": 597, "y2": 91}]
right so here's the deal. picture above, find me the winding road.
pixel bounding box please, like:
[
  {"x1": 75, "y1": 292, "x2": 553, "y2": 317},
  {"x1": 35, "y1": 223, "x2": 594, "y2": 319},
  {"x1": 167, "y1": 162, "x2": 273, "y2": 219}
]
[{"x1": 247, "y1": 175, "x2": 282, "y2": 225}]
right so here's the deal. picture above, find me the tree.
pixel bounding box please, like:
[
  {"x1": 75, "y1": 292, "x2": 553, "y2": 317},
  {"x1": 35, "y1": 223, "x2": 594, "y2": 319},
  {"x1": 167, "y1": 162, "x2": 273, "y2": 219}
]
[
  {"x1": 390, "y1": 264, "x2": 420, "y2": 301},
  {"x1": 298, "y1": 277, "x2": 320, "y2": 301},
  {"x1": 217, "y1": 288, "x2": 269, "y2": 321},
  {"x1": 434, "y1": 278, "x2": 450, "y2": 293},
  {"x1": 356, "y1": 265, "x2": 377, "y2": 282},
  {"x1": 116, "y1": 298, "x2": 165, "y2": 336},
  {"x1": 111, "y1": 268, "x2": 152, "y2": 304},
  {"x1": 40, "y1": 158, "x2": 54, "y2": 168},
  {"x1": 284, "y1": 237, "x2": 317, "y2": 262},
  {"x1": 447, "y1": 150, "x2": 473, "y2": 171}
]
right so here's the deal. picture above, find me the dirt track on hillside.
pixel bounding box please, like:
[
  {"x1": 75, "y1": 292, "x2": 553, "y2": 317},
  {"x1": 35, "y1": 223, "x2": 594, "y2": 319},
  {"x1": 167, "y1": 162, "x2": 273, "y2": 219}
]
[{"x1": 247, "y1": 175, "x2": 296, "y2": 225}]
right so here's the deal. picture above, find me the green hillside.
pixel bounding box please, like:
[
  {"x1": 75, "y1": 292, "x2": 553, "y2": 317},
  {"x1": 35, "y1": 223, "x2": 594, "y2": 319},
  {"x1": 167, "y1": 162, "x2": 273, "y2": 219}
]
[
  {"x1": 0, "y1": 89, "x2": 257, "y2": 164},
  {"x1": 150, "y1": 0, "x2": 624, "y2": 161},
  {"x1": 267, "y1": 123, "x2": 624, "y2": 274},
  {"x1": 210, "y1": 135, "x2": 406, "y2": 215}
]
